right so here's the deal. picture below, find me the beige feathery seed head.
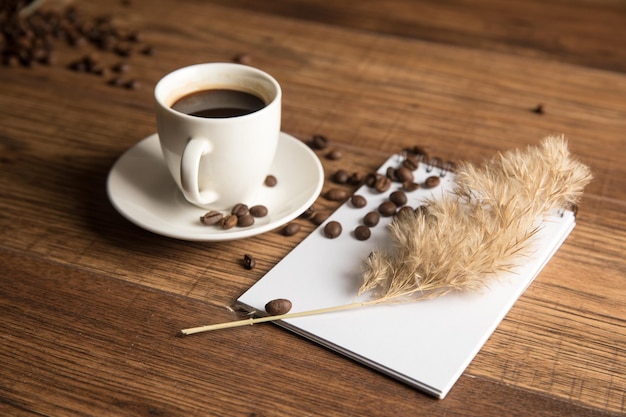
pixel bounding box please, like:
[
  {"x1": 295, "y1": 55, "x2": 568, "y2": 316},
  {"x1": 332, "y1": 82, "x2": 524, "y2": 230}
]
[{"x1": 360, "y1": 136, "x2": 593, "y2": 302}]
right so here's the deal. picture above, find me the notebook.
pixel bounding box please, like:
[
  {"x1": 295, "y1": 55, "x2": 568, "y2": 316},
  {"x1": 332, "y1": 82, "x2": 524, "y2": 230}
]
[{"x1": 237, "y1": 153, "x2": 576, "y2": 399}]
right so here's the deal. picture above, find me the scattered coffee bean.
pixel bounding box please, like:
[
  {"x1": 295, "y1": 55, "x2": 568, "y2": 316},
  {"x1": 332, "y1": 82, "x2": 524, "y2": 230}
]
[
  {"x1": 389, "y1": 190, "x2": 407, "y2": 206},
  {"x1": 396, "y1": 205, "x2": 415, "y2": 218},
  {"x1": 423, "y1": 175, "x2": 441, "y2": 189},
  {"x1": 324, "y1": 188, "x2": 349, "y2": 202},
  {"x1": 351, "y1": 194, "x2": 367, "y2": 208},
  {"x1": 242, "y1": 254, "x2": 256, "y2": 270},
  {"x1": 311, "y1": 212, "x2": 329, "y2": 225},
  {"x1": 395, "y1": 166, "x2": 414, "y2": 182},
  {"x1": 324, "y1": 221, "x2": 342, "y2": 239},
  {"x1": 220, "y1": 214, "x2": 238, "y2": 229},
  {"x1": 326, "y1": 148, "x2": 343, "y2": 160},
  {"x1": 386, "y1": 167, "x2": 399, "y2": 182},
  {"x1": 415, "y1": 205, "x2": 429, "y2": 216},
  {"x1": 403, "y1": 146, "x2": 429, "y2": 161},
  {"x1": 310, "y1": 134, "x2": 329, "y2": 149},
  {"x1": 112, "y1": 62, "x2": 130, "y2": 73},
  {"x1": 348, "y1": 172, "x2": 364, "y2": 186},
  {"x1": 231, "y1": 203, "x2": 249, "y2": 217},
  {"x1": 237, "y1": 214, "x2": 255, "y2": 227},
  {"x1": 200, "y1": 210, "x2": 223, "y2": 225},
  {"x1": 373, "y1": 176, "x2": 391, "y2": 193},
  {"x1": 249, "y1": 205, "x2": 268, "y2": 217},
  {"x1": 402, "y1": 181, "x2": 420, "y2": 192},
  {"x1": 265, "y1": 298, "x2": 292, "y2": 316},
  {"x1": 354, "y1": 225, "x2": 371, "y2": 241},
  {"x1": 532, "y1": 104, "x2": 544, "y2": 114},
  {"x1": 124, "y1": 79, "x2": 140, "y2": 90},
  {"x1": 378, "y1": 201, "x2": 397, "y2": 217},
  {"x1": 233, "y1": 53, "x2": 251, "y2": 65},
  {"x1": 402, "y1": 157, "x2": 419, "y2": 171},
  {"x1": 264, "y1": 175, "x2": 277, "y2": 187},
  {"x1": 332, "y1": 169, "x2": 349, "y2": 184},
  {"x1": 282, "y1": 222, "x2": 300, "y2": 236},
  {"x1": 364, "y1": 173, "x2": 378, "y2": 187},
  {"x1": 363, "y1": 211, "x2": 380, "y2": 227},
  {"x1": 140, "y1": 45, "x2": 155, "y2": 56}
]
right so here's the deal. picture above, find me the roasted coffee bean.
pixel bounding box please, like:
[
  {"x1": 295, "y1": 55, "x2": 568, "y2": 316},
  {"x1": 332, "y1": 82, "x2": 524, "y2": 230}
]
[
  {"x1": 311, "y1": 212, "x2": 329, "y2": 225},
  {"x1": 395, "y1": 166, "x2": 414, "y2": 182},
  {"x1": 141, "y1": 45, "x2": 155, "y2": 56},
  {"x1": 332, "y1": 169, "x2": 349, "y2": 184},
  {"x1": 363, "y1": 211, "x2": 380, "y2": 227},
  {"x1": 233, "y1": 53, "x2": 251, "y2": 65},
  {"x1": 324, "y1": 188, "x2": 349, "y2": 201},
  {"x1": 403, "y1": 146, "x2": 428, "y2": 160},
  {"x1": 112, "y1": 62, "x2": 130, "y2": 73},
  {"x1": 265, "y1": 298, "x2": 292, "y2": 316},
  {"x1": 310, "y1": 134, "x2": 328, "y2": 149},
  {"x1": 378, "y1": 201, "x2": 397, "y2": 217},
  {"x1": 250, "y1": 205, "x2": 268, "y2": 217},
  {"x1": 364, "y1": 173, "x2": 378, "y2": 187},
  {"x1": 402, "y1": 181, "x2": 420, "y2": 192},
  {"x1": 200, "y1": 210, "x2": 223, "y2": 225},
  {"x1": 237, "y1": 214, "x2": 255, "y2": 227},
  {"x1": 326, "y1": 148, "x2": 343, "y2": 160},
  {"x1": 389, "y1": 190, "x2": 407, "y2": 206},
  {"x1": 324, "y1": 221, "x2": 342, "y2": 239},
  {"x1": 264, "y1": 175, "x2": 277, "y2": 187},
  {"x1": 354, "y1": 225, "x2": 371, "y2": 241},
  {"x1": 373, "y1": 176, "x2": 391, "y2": 193},
  {"x1": 351, "y1": 194, "x2": 367, "y2": 208},
  {"x1": 231, "y1": 203, "x2": 249, "y2": 217},
  {"x1": 348, "y1": 171, "x2": 364, "y2": 186},
  {"x1": 386, "y1": 167, "x2": 398, "y2": 181},
  {"x1": 124, "y1": 79, "x2": 140, "y2": 90},
  {"x1": 220, "y1": 214, "x2": 238, "y2": 229},
  {"x1": 415, "y1": 205, "x2": 429, "y2": 216},
  {"x1": 402, "y1": 157, "x2": 419, "y2": 171},
  {"x1": 282, "y1": 222, "x2": 300, "y2": 236},
  {"x1": 396, "y1": 205, "x2": 415, "y2": 218},
  {"x1": 242, "y1": 254, "x2": 256, "y2": 270},
  {"x1": 424, "y1": 176, "x2": 441, "y2": 189}
]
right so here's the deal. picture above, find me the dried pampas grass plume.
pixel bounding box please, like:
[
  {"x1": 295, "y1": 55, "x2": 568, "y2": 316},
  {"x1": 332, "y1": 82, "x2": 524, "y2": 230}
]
[
  {"x1": 361, "y1": 135, "x2": 593, "y2": 301},
  {"x1": 180, "y1": 136, "x2": 592, "y2": 335}
]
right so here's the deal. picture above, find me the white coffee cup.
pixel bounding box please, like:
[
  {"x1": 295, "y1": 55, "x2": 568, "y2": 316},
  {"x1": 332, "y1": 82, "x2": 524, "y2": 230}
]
[{"x1": 154, "y1": 63, "x2": 281, "y2": 210}]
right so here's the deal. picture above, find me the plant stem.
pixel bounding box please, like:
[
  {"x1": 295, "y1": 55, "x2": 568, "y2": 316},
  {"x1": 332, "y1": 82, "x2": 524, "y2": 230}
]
[{"x1": 179, "y1": 300, "x2": 376, "y2": 336}]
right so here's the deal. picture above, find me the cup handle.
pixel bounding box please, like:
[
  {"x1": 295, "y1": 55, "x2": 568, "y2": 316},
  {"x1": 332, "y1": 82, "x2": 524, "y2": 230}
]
[{"x1": 180, "y1": 137, "x2": 218, "y2": 206}]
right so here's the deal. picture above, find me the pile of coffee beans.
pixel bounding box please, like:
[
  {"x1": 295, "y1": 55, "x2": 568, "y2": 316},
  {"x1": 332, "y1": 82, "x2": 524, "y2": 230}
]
[
  {"x1": 0, "y1": 1, "x2": 153, "y2": 89},
  {"x1": 200, "y1": 203, "x2": 269, "y2": 230}
]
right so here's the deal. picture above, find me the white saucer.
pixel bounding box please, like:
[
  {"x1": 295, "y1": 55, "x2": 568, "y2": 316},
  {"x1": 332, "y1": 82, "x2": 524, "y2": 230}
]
[{"x1": 106, "y1": 132, "x2": 324, "y2": 241}]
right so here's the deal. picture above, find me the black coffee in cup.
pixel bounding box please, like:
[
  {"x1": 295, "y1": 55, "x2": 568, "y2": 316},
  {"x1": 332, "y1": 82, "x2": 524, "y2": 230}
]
[{"x1": 171, "y1": 88, "x2": 266, "y2": 118}]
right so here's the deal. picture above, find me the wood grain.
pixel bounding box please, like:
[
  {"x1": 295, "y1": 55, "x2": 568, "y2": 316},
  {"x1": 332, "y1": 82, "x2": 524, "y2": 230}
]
[{"x1": 1, "y1": 1, "x2": 624, "y2": 415}]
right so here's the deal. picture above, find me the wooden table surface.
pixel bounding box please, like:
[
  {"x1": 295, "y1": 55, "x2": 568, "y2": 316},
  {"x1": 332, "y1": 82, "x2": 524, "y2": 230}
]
[{"x1": 1, "y1": 1, "x2": 625, "y2": 416}]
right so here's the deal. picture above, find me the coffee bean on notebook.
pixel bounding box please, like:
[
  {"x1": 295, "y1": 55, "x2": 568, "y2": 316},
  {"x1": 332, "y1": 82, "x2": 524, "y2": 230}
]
[
  {"x1": 389, "y1": 190, "x2": 407, "y2": 206},
  {"x1": 395, "y1": 166, "x2": 414, "y2": 182},
  {"x1": 363, "y1": 211, "x2": 380, "y2": 227},
  {"x1": 351, "y1": 194, "x2": 367, "y2": 208},
  {"x1": 402, "y1": 157, "x2": 419, "y2": 171},
  {"x1": 402, "y1": 181, "x2": 420, "y2": 192},
  {"x1": 354, "y1": 225, "x2": 371, "y2": 241},
  {"x1": 200, "y1": 210, "x2": 223, "y2": 225},
  {"x1": 424, "y1": 176, "x2": 441, "y2": 189},
  {"x1": 324, "y1": 221, "x2": 342, "y2": 239},
  {"x1": 265, "y1": 298, "x2": 292, "y2": 316},
  {"x1": 374, "y1": 176, "x2": 391, "y2": 193},
  {"x1": 250, "y1": 205, "x2": 268, "y2": 217},
  {"x1": 396, "y1": 205, "x2": 415, "y2": 218},
  {"x1": 378, "y1": 201, "x2": 397, "y2": 217}
]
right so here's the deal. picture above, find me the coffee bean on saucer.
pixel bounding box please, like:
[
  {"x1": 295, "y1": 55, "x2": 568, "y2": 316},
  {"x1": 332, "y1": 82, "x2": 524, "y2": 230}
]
[
  {"x1": 310, "y1": 134, "x2": 329, "y2": 150},
  {"x1": 395, "y1": 166, "x2": 414, "y2": 182},
  {"x1": 424, "y1": 176, "x2": 441, "y2": 189},
  {"x1": 402, "y1": 181, "x2": 420, "y2": 192},
  {"x1": 282, "y1": 222, "x2": 300, "y2": 236},
  {"x1": 389, "y1": 190, "x2": 407, "y2": 206},
  {"x1": 363, "y1": 211, "x2": 380, "y2": 227},
  {"x1": 354, "y1": 225, "x2": 371, "y2": 241},
  {"x1": 237, "y1": 214, "x2": 255, "y2": 227},
  {"x1": 242, "y1": 254, "x2": 256, "y2": 270},
  {"x1": 200, "y1": 210, "x2": 223, "y2": 225},
  {"x1": 231, "y1": 203, "x2": 249, "y2": 217},
  {"x1": 311, "y1": 212, "x2": 329, "y2": 225},
  {"x1": 351, "y1": 194, "x2": 367, "y2": 208},
  {"x1": 324, "y1": 188, "x2": 349, "y2": 202},
  {"x1": 378, "y1": 201, "x2": 397, "y2": 217},
  {"x1": 220, "y1": 214, "x2": 238, "y2": 229},
  {"x1": 250, "y1": 205, "x2": 268, "y2": 217},
  {"x1": 324, "y1": 221, "x2": 342, "y2": 239},
  {"x1": 265, "y1": 175, "x2": 277, "y2": 187}
]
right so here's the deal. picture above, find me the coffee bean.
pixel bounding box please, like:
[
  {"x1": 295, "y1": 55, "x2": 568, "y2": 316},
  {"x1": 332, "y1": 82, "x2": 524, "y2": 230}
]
[
  {"x1": 389, "y1": 190, "x2": 407, "y2": 206},
  {"x1": 424, "y1": 176, "x2": 441, "y2": 189},
  {"x1": 351, "y1": 194, "x2": 367, "y2": 208},
  {"x1": 373, "y1": 176, "x2": 391, "y2": 193},
  {"x1": 396, "y1": 205, "x2": 415, "y2": 218},
  {"x1": 415, "y1": 205, "x2": 429, "y2": 216},
  {"x1": 332, "y1": 169, "x2": 349, "y2": 184},
  {"x1": 402, "y1": 181, "x2": 420, "y2": 192},
  {"x1": 141, "y1": 45, "x2": 155, "y2": 56},
  {"x1": 354, "y1": 225, "x2": 371, "y2": 241},
  {"x1": 311, "y1": 212, "x2": 329, "y2": 225},
  {"x1": 242, "y1": 254, "x2": 256, "y2": 270},
  {"x1": 220, "y1": 214, "x2": 238, "y2": 229},
  {"x1": 310, "y1": 134, "x2": 328, "y2": 149},
  {"x1": 265, "y1": 298, "x2": 292, "y2": 316},
  {"x1": 395, "y1": 166, "x2": 414, "y2": 182},
  {"x1": 250, "y1": 205, "x2": 268, "y2": 217},
  {"x1": 231, "y1": 203, "x2": 249, "y2": 217},
  {"x1": 403, "y1": 146, "x2": 429, "y2": 161},
  {"x1": 233, "y1": 53, "x2": 251, "y2": 65},
  {"x1": 200, "y1": 210, "x2": 223, "y2": 225},
  {"x1": 402, "y1": 157, "x2": 419, "y2": 171},
  {"x1": 282, "y1": 222, "x2": 300, "y2": 236},
  {"x1": 124, "y1": 79, "x2": 140, "y2": 90},
  {"x1": 348, "y1": 172, "x2": 364, "y2": 186},
  {"x1": 326, "y1": 148, "x2": 343, "y2": 160},
  {"x1": 378, "y1": 201, "x2": 397, "y2": 217},
  {"x1": 364, "y1": 173, "x2": 378, "y2": 187},
  {"x1": 324, "y1": 221, "x2": 342, "y2": 239},
  {"x1": 386, "y1": 167, "x2": 398, "y2": 182},
  {"x1": 264, "y1": 175, "x2": 277, "y2": 187},
  {"x1": 112, "y1": 62, "x2": 130, "y2": 73},
  {"x1": 299, "y1": 205, "x2": 315, "y2": 219},
  {"x1": 363, "y1": 211, "x2": 380, "y2": 227},
  {"x1": 324, "y1": 188, "x2": 348, "y2": 202},
  {"x1": 237, "y1": 214, "x2": 255, "y2": 227}
]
